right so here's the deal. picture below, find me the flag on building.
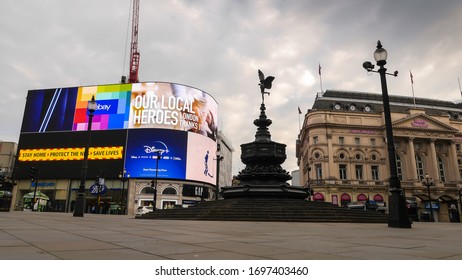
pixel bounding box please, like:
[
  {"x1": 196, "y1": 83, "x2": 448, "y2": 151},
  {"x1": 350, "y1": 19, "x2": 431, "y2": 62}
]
[
  {"x1": 318, "y1": 63, "x2": 323, "y2": 92},
  {"x1": 410, "y1": 70, "x2": 416, "y2": 107}
]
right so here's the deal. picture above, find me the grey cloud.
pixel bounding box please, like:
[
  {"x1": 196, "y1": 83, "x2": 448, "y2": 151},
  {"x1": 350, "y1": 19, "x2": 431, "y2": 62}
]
[{"x1": 2, "y1": 0, "x2": 462, "y2": 174}]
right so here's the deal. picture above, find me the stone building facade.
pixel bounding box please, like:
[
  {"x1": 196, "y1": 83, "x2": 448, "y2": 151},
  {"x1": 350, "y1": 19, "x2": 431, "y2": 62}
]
[{"x1": 297, "y1": 90, "x2": 462, "y2": 222}]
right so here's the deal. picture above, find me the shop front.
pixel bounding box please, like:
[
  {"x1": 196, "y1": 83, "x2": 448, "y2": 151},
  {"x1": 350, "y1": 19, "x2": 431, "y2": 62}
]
[
  {"x1": 0, "y1": 191, "x2": 12, "y2": 211},
  {"x1": 14, "y1": 180, "x2": 67, "y2": 212}
]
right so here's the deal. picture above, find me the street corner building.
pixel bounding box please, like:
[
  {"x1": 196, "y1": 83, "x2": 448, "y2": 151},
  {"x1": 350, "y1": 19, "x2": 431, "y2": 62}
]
[
  {"x1": 297, "y1": 90, "x2": 462, "y2": 223},
  {"x1": 12, "y1": 82, "x2": 233, "y2": 215}
]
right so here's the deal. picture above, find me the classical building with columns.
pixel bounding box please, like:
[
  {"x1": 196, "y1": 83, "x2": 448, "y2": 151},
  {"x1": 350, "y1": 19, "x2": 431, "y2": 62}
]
[{"x1": 297, "y1": 90, "x2": 462, "y2": 222}]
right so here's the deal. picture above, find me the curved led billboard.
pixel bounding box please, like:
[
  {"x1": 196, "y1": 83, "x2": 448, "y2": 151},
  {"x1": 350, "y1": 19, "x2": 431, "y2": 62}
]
[{"x1": 17, "y1": 82, "x2": 218, "y2": 185}]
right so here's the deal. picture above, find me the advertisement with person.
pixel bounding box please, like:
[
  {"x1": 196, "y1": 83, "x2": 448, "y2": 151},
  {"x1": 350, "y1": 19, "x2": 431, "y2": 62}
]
[
  {"x1": 129, "y1": 82, "x2": 218, "y2": 141},
  {"x1": 185, "y1": 132, "x2": 217, "y2": 185}
]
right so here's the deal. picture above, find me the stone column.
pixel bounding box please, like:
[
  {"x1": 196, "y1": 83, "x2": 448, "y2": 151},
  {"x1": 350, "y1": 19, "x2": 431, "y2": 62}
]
[
  {"x1": 327, "y1": 131, "x2": 334, "y2": 179},
  {"x1": 449, "y1": 141, "x2": 460, "y2": 181},
  {"x1": 429, "y1": 139, "x2": 439, "y2": 181},
  {"x1": 408, "y1": 137, "x2": 418, "y2": 180}
]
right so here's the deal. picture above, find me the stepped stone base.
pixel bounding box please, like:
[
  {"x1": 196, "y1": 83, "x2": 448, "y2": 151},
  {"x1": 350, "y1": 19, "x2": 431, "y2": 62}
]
[
  {"x1": 221, "y1": 184, "x2": 308, "y2": 199},
  {"x1": 137, "y1": 197, "x2": 388, "y2": 223}
]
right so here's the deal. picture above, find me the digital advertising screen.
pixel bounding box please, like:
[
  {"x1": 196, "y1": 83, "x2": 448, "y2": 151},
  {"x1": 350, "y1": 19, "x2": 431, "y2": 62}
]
[
  {"x1": 185, "y1": 131, "x2": 217, "y2": 185},
  {"x1": 73, "y1": 84, "x2": 132, "y2": 131},
  {"x1": 129, "y1": 83, "x2": 218, "y2": 141},
  {"x1": 123, "y1": 128, "x2": 218, "y2": 184},
  {"x1": 17, "y1": 130, "x2": 127, "y2": 179},
  {"x1": 124, "y1": 128, "x2": 188, "y2": 179},
  {"x1": 18, "y1": 82, "x2": 219, "y2": 185},
  {"x1": 21, "y1": 87, "x2": 79, "y2": 133}
]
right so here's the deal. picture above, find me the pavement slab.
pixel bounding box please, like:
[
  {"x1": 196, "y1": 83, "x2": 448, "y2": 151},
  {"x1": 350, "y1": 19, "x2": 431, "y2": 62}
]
[{"x1": 1, "y1": 211, "x2": 462, "y2": 260}]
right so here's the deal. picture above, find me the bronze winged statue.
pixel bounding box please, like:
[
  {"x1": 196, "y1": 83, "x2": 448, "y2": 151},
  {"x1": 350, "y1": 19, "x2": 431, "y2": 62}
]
[{"x1": 258, "y1": 69, "x2": 275, "y2": 104}]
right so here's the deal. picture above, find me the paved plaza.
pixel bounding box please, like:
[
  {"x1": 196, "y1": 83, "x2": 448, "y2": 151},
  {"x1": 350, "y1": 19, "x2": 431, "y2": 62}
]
[{"x1": 0, "y1": 211, "x2": 461, "y2": 260}]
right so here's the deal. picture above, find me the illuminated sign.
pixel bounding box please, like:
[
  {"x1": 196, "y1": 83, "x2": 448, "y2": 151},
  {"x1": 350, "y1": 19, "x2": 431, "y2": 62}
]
[
  {"x1": 125, "y1": 129, "x2": 188, "y2": 179},
  {"x1": 22, "y1": 83, "x2": 218, "y2": 140},
  {"x1": 129, "y1": 83, "x2": 218, "y2": 141},
  {"x1": 21, "y1": 87, "x2": 78, "y2": 133},
  {"x1": 18, "y1": 82, "x2": 218, "y2": 185},
  {"x1": 18, "y1": 147, "x2": 123, "y2": 161},
  {"x1": 73, "y1": 84, "x2": 132, "y2": 131}
]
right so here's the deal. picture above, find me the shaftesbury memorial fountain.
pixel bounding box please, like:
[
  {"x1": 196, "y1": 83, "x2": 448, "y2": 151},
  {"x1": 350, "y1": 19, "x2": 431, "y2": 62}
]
[
  {"x1": 139, "y1": 70, "x2": 388, "y2": 223},
  {"x1": 220, "y1": 70, "x2": 308, "y2": 199}
]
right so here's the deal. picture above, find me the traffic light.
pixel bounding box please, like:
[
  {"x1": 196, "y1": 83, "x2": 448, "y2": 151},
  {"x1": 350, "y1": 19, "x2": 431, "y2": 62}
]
[
  {"x1": 29, "y1": 167, "x2": 36, "y2": 182},
  {"x1": 151, "y1": 180, "x2": 155, "y2": 189}
]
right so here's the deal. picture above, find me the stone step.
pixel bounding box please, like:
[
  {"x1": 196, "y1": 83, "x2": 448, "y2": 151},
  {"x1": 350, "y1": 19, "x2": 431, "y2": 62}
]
[{"x1": 138, "y1": 197, "x2": 388, "y2": 223}]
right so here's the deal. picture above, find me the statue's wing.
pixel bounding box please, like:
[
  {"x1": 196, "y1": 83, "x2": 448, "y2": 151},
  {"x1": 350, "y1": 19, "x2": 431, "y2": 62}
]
[
  {"x1": 258, "y1": 69, "x2": 265, "y2": 82},
  {"x1": 264, "y1": 76, "x2": 275, "y2": 89}
]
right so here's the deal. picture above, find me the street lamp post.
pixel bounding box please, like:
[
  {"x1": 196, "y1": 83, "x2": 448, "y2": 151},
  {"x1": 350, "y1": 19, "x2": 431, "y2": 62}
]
[
  {"x1": 151, "y1": 150, "x2": 162, "y2": 210},
  {"x1": 363, "y1": 40, "x2": 411, "y2": 228},
  {"x1": 119, "y1": 169, "x2": 130, "y2": 215},
  {"x1": 29, "y1": 167, "x2": 39, "y2": 211},
  {"x1": 423, "y1": 173, "x2": 434, "y2": 222},
  {"x1": 96, "y1": 175, "x2": 105, "y2": 214},
  {"x1": 73, "y1": 95, "x2": 97, "y2": 217},
  {"x1": 215, "y1": 155, "x2": 224, "y2": 200},
  {"x1": 458, "y1": 186, "x2": 462, "y2": 214}
]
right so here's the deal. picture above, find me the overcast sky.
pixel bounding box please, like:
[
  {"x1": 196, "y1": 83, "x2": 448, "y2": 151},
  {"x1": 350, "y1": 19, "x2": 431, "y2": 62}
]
[{"x1": 2, "y1": 0, "x2": 462, "y2": 177}]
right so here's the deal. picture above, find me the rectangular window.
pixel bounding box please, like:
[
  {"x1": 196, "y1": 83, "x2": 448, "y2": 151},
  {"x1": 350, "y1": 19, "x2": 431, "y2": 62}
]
[
  {"x1": 313, "y1": 136, "x2": 318, "y2": 144},
  {"x1": 457, "y1": 144, "x2": 461, "y2": 151},
  {"x1": 438, "y1": 158, "x2": 446, "y2": 183},
  {"x1": 355, "y1": 138, "x2": 360, "y2": 145},
  {"x1": 355, "y1": 165, "x2": 363, "y2": 180},
  {"x1": 315, "y1": 164, "x2": 322, "y2": 180},
  {"x1": 372, "y1": 165, "x2": 379, "y2": 181},
  {"x1": 339, "y1": 137, "x2": 344, "y2": 145},
  {"x1": 396, "y1": 156, "x2": 403, "y2": 181},
  {"x1": 416, "y1": 155, "x2": 425, "y2": 181},
  {"x1": 339, "y1": 164, "x2": 347, "y2": 180},
  {"x1": 371, "y1": 138, "x2": 376, "y2": 147}
]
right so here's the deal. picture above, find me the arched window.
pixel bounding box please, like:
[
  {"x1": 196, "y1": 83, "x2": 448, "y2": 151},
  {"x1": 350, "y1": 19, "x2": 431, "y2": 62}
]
[
  {"x1": 162, "y1": 187, "x2": 177, "y2": 195},
  {"x1": 140, "y1": 187, "x2": 155, "y2": 194},
  {"x1": 340, "y1": 193, "x2": 351, "y2": 207},
  {"x1": 415, "y1": 155, "x2": 425, "y2": 181},
  {"x1": 438, "y1": 157, "x2": 446, "y2": 182},
  {"x1": 396, "y1": 155, "x2": 403, "y2": 180},
  {"x1": 357, "y1": 194, "x2": 368, "y2": 201}
]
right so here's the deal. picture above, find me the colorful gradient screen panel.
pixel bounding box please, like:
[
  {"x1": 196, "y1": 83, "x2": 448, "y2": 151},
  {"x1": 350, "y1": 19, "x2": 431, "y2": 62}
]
[{"x1": 73, "y1": 84, "x2": 132, "y2": 131}]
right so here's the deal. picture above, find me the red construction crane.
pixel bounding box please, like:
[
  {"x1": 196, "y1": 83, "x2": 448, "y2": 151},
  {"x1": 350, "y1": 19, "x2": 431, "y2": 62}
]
[{"x1": 128, "y1": 0, "x2": 140, "y2": 83}]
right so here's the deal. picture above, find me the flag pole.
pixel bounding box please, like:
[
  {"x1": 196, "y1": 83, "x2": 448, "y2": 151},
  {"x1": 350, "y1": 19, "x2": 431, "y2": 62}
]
[
  {"x1": 410, "y1": 70, "x2": 416, "y2": 107},
  {"x1": 458, "y1": 77, "x2": 462, "y2": 100},
  {"x1": 318, "y1": 63, "x2": 323, "y2": 93}
]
